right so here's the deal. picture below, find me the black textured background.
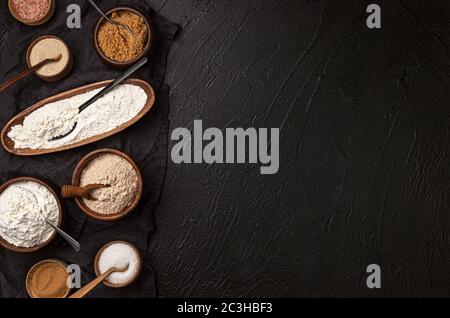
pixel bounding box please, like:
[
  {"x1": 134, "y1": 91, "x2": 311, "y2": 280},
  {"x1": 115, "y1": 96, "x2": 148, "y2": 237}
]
[{"x1": 148, "y1": 0, "x2": 450, "y2": 297}]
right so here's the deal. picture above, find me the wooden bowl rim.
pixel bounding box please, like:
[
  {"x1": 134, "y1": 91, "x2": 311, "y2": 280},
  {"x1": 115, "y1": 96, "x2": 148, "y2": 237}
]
[
  {"x1": 71, "y1": 148, "x2": 143, "y2": 222},
  {"x1": 26, "y1": 259, "x2": 70, "y2": 298},
  {"x1": 0, "y1": 177, "x2": 63, "y2": 253},
  {"x1": 8, "y1": 0, "x2": 55, "y2": 26},
  {"x1": 25, "y1": 35, "x2": 73, "y2": 82},
  {"x1": 93, "y1": 6, "x2": 152, "y2": 68},
  {"x1": 94, "y1": 240, "x2": 142, "y2": 288},
  {"x1": 1, "y1": 78, "x2": 156, "y2": 156}
]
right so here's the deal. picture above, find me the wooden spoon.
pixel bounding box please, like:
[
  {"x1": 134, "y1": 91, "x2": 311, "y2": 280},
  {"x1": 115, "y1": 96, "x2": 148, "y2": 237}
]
[
  {"x1": 69, "y1": 265, "x2": 129, "y2": 298},
  {"x1": 0, "y1": 54, "x2": 62, "y2": 92},
  {"x1": 61, "y1": 184, "x2": 110, "y2": 201}
]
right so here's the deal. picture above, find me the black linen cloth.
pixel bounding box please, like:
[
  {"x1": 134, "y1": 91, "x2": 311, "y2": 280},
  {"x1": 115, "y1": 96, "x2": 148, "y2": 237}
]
[{"x1": 0, "y1": 0, "x2": 178, "y2": 298}]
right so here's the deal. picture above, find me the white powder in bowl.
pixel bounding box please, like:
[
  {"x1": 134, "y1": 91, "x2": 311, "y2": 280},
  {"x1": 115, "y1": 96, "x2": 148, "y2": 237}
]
[
  {"x1": 98, "y1": 242, "x2": 141, "y2": 285},
  {"x1": 8, "y1": 84, "x2": 147, "y2": 150},
  {"x1": 0, "y1": 181, "x2": 59, "y2": 248}
]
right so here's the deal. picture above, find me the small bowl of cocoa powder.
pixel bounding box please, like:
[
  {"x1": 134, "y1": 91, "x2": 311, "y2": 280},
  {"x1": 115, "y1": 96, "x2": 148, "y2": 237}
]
[{"x1": 94, "y1": 7, "x2": 152, "y2": 69}]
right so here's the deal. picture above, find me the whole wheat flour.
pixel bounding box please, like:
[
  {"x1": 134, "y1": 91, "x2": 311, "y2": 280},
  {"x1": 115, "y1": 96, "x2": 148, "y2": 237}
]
[{"x1": 80, "y1": 153, "x2": 139, "y2": 215}]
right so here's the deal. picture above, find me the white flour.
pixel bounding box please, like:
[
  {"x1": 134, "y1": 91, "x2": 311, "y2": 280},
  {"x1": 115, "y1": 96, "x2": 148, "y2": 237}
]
[
  {"x1": 0, "y1": 181, "x2": 59, "y2": 248},
  {"x1": 8, "y1": 84, "x2": 148, "y2": 149}
]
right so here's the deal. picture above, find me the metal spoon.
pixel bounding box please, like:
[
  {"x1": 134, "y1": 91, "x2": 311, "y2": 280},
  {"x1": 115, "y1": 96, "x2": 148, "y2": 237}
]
[
  {"x1": 15, "y1": 186, "x2": 81, "y2": 252},
  {"x1": 50, "y1": 57, "x2": 148, "y2": 141},
  {"x1": 87, "y1": 0, "x2": 134, "y2": 37}
]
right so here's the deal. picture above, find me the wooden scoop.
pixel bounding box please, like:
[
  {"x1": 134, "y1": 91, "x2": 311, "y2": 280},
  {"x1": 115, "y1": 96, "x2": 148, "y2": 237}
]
[
  {"x1": 61, "y1": 184, "x2": 109, "y2": 201},
  {"x1": 69, "y1": 264, "x2": 129, "y2": 298},
  {"x1": 0, "y1": 54, "x2": 62, "y2": 92}
]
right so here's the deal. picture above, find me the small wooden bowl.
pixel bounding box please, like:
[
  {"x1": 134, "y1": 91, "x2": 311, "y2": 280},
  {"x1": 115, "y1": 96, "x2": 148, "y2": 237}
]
[
  {"x1": 71, "y1": 149, "x2": 143, "y2": 222},
  {"x1": 0, "y1": 177, "x2": 63, "y2": 253},
  {"x1": 94, "y1": 6, "x2": 152, "y2": 69},
  {"x1": 26, "y1": 259, "x2": 70, "y2": 298},
  {"x1": 94, "y1": 241, "x2": 142, "y2": 288},
  {"x1": 8, "y1": 0, "x2": 55, "y2": 26},
  {"x1": 26, "y1": 35, "x2": 73, "y2": 82}
]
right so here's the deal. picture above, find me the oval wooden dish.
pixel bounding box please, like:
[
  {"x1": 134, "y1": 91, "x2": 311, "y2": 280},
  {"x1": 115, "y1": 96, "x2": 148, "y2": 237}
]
[
  {"x1": 65, "y1": 148, "x2": 143, "y2": 222},
  {"x1": 1, "y1": 79, "x2": 155, "y2": 156},
  {"x1": 0, "y1": 177, "x2": 63, "y2": 253}
]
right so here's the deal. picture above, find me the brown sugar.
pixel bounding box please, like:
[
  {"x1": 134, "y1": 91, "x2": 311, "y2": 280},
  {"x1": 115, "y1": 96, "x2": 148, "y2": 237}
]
[{"x1": 97, "y1": 10, "x2": 148, "y2": 63}]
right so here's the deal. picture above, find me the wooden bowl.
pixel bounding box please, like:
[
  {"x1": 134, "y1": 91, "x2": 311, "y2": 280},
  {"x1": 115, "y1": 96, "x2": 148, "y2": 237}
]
[
  {"x1": 94, "y1": 6, "x2": 152, "y2": 69},
  {"x1": 94, "y1": 241, "x2": 142, "y2": 288},
  {"x1": 26, "y1": 259, "x2": 70, "y2": 298},
  {"x1": 71, "y1": 149, "x2": 143, "y2": 222},
  {"x1": 0, "y1": 177, "x2": 63, "y2": 253},
  {"x1": 26, "y1": 35, "x2": 73, "y2": 82},
  {"x1": 1, "y1": 79, "x2": 155, "y2": 156},
  {"x1": 8, "y1": 0, "x2": 55, "y2": 26}
]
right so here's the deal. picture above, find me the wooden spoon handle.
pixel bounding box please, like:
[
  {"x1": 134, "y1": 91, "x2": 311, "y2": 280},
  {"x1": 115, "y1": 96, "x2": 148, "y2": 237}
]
[
  {"x1": 0, "y1": 59, "x2": 50, "y2": 93},
  {"x1": 61, "y1": 185, "x2": 86, "y2": 198},
  {"x1": 61, "y1": 184, "x2": 107, "y2": 199},
  {"x1": 69, "y1": 268, "x2": 116, "y2": 299}
]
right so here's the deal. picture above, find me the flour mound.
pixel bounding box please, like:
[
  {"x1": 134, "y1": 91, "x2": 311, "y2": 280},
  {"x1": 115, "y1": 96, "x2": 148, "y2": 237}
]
[
  {"x1": 0, "y1": 181, "x2": 59, "y2": 248},
  {"x1": 8, "y1": 84, "x2": 148, "y2": 150}
]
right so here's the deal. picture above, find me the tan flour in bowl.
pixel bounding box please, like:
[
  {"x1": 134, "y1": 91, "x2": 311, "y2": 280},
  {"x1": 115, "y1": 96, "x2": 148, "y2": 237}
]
[
  {"x1": 29, "y1": 38, "x2": 70, "y2": 77},
  {"x1": 79, "y1": 154, "x2": 139, "y2": 215}
]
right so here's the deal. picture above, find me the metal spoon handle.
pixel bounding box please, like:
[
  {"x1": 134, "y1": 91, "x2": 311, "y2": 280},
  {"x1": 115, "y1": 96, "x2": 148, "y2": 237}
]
[
  {"x1": 46, "y1": 221, "x2": 81, "y2": 252},
  {"x1": 87, "y1": 0, "x2": 133, "y2": 35},
  {"x1": 87, "y1": 0, "x2": 111, "y2": 22},
  {"x1": 13, "y1": 185, "x2": 81, "y2": 252},
  {"x1": 78, "y1": 57, "x2": 148, "y2": 113}
]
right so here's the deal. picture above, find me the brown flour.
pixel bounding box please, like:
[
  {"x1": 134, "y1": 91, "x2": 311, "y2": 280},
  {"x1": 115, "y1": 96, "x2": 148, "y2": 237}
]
[
  {"x1": 29, "y1": 38, "x2": 70, "y2": 77},
  {"x1": 80, "y1": 154, "x2": 139, "y2": 215},
  {"x1": 27, "y1": 261, "x2": 69, "y2": 298}
]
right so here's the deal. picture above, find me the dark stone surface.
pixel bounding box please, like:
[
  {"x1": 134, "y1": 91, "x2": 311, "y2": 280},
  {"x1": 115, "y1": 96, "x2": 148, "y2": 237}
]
[{"x1": 147, "y1": 0, "x2": 450, "y2": 297}]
